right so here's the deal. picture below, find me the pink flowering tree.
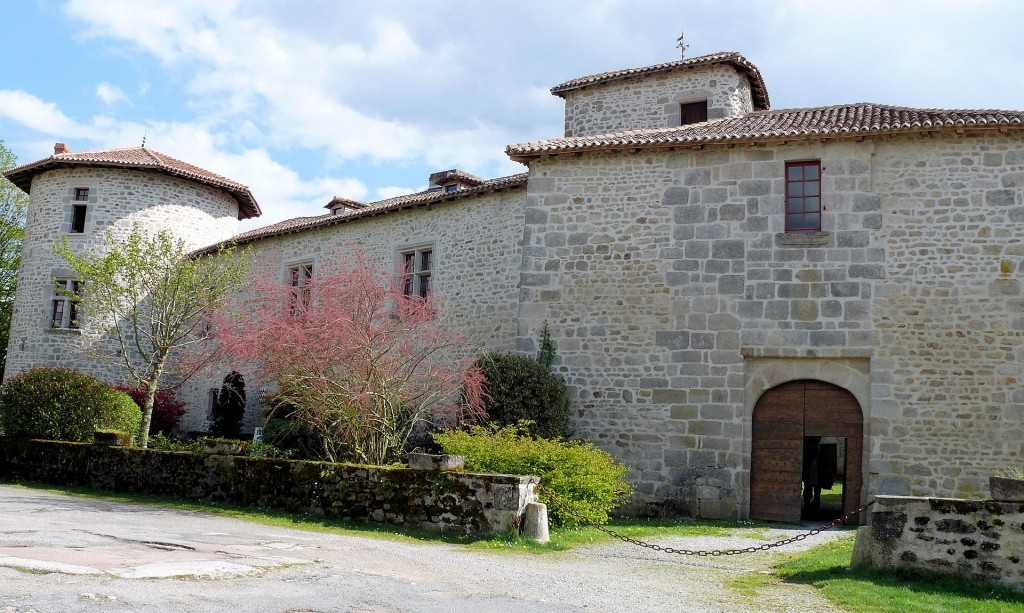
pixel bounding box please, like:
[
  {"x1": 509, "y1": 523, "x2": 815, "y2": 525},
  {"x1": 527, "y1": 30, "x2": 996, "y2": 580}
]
[{"x1": 212, "y1": 251, "x2": 486, "y2": 465}]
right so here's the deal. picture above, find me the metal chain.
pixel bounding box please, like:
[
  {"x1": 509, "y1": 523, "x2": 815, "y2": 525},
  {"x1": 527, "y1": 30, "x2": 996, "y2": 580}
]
[{"x1": 535, "y1": 483, "x2": 875, "y2": 557}]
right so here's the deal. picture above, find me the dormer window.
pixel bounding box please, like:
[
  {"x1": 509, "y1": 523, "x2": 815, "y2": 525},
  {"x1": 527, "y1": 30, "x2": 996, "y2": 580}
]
[
  {"x1": 324, "y1": 196, "x2": 366, "y2": 216},
  {"x1": 679, "y1": 101, "x2": 708, "y2": 126},
  {"x1": 444, "y1": 184, "x2": 458, "y2": 193}
]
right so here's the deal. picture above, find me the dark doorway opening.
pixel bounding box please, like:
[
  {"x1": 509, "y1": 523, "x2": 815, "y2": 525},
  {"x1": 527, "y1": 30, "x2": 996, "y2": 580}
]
[{"x1": 801, "y1": 436, "x2": 847, "y2": 521}]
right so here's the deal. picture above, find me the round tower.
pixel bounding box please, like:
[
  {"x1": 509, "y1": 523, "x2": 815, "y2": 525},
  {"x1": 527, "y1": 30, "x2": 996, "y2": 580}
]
[{"x1": 2, "y1": 143, "x2": 260, "y2": 381}]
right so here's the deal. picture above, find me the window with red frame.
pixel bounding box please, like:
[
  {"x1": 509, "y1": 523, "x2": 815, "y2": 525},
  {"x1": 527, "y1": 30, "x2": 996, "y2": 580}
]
[{"x1": 785, "y1": 161, "x2": 821, "y2": 232}]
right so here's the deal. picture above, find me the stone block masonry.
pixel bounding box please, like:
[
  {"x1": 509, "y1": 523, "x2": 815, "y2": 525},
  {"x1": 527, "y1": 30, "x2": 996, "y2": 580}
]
[
  {"x1": 853, "y1": 495, "x2": 1024, "y2": 593},
  {"x1": 177, "y1": 187, "x2": 526, "y2": 434},
  {"x1": 0, "y1": 440, "x2": 539, "y2": 537},
  {"x1": 518, "y1": 132, "x2": 1024, "y2": 518},
  {"x1": 5, "y1": 167, "x2": 240, "y2": 383},
  {"x1": 562, "y1": 63, "x2": 754, "y2": 137}
]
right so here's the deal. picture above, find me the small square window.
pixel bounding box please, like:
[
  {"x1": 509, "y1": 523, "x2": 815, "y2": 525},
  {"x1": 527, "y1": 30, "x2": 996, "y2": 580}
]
[
  {"x1": 785, "y1": 161, "x2": 822, "y2": 232},
  {"x1": 444, "y1": 184, "x2": 458, "y2": 193},
  {"x1": 679, "y1": 101, "x2": 708, "y2": 126},
  {"x1": 74, "y1": 188, "x2": 90, "y2": 201}
]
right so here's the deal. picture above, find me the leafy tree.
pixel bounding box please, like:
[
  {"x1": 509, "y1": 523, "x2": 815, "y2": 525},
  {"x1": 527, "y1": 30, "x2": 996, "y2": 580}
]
[
  {"x1": 212, "y1": 251, "x2": 486, "y2": 465},
  {"x1": 54, "y1": 227, "x2": 249, "y2": 447},
  {"x1": 212, "y1": 370, "x2": 246, "y2": 438},
  {"x1": 0, "y1": 141, "x2": 28, "y2": 379}
]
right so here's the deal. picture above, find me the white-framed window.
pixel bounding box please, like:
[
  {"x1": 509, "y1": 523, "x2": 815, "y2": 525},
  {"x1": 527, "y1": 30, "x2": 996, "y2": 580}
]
[
  {"x1": 401, "y1": 246, "x2": 433, "y2": 299},
  {"x1": 288, "y1": 261, "x2": 313, "y2": 313},
  {"x1": 51, "y1": 279, "x2": 82, "y2": 329}
]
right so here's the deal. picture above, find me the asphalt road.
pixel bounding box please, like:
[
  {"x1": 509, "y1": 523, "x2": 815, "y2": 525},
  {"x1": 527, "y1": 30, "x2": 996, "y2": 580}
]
[{"x1": 0, "y1": 484, "x2": 846, "y2": 613}]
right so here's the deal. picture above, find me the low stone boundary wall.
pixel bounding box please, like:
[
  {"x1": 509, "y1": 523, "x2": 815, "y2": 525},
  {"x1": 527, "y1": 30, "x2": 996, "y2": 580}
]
[
  {"x1": 852, "y1": 495, "x2": 1024, "y2": 592},
  {"x1": 0, "y1": 440, "x2": 538, "y2": 536}
]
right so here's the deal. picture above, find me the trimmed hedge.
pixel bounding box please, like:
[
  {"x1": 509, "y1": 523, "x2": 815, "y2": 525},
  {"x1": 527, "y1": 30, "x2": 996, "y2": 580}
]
[
  {"x1": 434, "y1": 424, "x2": 633, "y2": 527},
  {"x1": 475, "y1": 352, "x2": 570, "y2": 439},
  {"x1": 0, "y1": 367, "x2": 142, "y2": 443}
]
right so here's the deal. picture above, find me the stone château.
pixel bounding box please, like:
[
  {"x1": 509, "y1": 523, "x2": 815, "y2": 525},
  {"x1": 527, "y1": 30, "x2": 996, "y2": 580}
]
[{"x1": 5, "y1": 51, "x2": 1023, "y2": 521}]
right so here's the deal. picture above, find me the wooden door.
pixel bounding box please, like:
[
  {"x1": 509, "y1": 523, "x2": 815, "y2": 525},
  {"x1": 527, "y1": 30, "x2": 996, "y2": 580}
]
[
  {"x1": 749, "y1": 380, "x2": 863, "y2": 522},
  {"x1": 749, "y1": 381, "x2": 805, "y2": 522}
]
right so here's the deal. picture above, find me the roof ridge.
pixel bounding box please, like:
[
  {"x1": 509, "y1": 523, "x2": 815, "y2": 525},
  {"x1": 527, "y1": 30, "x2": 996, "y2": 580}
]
[
  {"x1": 4, "y1": 145, "x2": 261, "y2": 220},
  {"x1": 506, "y1": 103, "x2": 1024, "y2": 161},
  {"x1": 550, "y1": 50, "x2": 770, "y2": 111},
  {"x1": 139, "y1": 147, "x2": 165, "y2": 166},
  {"x1": 194, "y1": 172, "x2": 530, "y2": 254}
]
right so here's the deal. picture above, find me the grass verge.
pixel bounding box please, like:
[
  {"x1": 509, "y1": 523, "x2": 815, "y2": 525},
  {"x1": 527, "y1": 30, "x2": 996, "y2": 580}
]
[{"x1": 731, "y1": 535, "x2": 1024, "y2": 612}]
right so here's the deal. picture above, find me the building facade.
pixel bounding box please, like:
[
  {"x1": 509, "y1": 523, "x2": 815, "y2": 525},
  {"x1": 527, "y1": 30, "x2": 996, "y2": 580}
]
[{"x1": 6, "y1": 51, "x2": 1023, "y2": 520}]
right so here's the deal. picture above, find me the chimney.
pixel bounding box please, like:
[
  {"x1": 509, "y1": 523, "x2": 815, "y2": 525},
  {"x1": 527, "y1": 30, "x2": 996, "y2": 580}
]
[{"x1": 54, "y1": 143, "x2": 71, "y2": 155}]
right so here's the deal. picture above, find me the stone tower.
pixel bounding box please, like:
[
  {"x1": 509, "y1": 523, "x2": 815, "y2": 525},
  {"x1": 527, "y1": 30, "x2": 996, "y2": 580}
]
[{"x1": 2, "y1": 143, "x2": 260, "y2": 382}]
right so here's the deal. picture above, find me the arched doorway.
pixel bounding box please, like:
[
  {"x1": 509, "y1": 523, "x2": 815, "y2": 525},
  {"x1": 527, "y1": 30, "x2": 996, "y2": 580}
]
[{"x1": 749, "y1": 380, "x2": 863, "y2": 523}]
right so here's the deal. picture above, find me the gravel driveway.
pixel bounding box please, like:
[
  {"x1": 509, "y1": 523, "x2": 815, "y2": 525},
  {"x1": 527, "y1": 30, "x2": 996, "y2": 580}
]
[{"x1": 0, "y1": 484, "x2": 851, "y2": 612}]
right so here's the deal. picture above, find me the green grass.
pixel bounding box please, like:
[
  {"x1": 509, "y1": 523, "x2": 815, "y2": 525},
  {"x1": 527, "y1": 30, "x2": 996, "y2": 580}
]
[
  {"x1": 820, "y1": 480, "x2": 844, "y2": 508},
  {"x1": 732, "y1": 536, "x2": 1024, "y2": 612}
]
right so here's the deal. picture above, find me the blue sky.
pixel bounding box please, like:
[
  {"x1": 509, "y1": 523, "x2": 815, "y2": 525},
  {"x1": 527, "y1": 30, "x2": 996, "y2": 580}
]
[{"x1": 3, "y1": 0, "x2": 1024, "y2": 231}]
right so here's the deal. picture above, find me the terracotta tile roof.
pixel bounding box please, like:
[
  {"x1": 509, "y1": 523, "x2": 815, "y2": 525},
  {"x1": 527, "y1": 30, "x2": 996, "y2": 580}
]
[
  {"x1": 4, "y1": 146, "x2": 261, "y2": 219},
  {"x1": 506, "y1": 103, "x2": 1024, "y2": 161},
  {"x1": 550, "y1": 51, "x2": 770, "y2": 111},
  {"x1": 197, "y1": 172, "x2": 529, "y2": 254}
]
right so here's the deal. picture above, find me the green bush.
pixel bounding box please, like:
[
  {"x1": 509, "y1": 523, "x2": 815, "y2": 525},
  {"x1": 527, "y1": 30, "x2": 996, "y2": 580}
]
[
  {"x1": 434, "y1": 424, "x2": 634, "y2": 526},
  {"x1": 0, "y1": 368, "x2": 142, "y2": 443},
  {"x1": 475, "y1": 352, "x2": 571, "y2": 439}
]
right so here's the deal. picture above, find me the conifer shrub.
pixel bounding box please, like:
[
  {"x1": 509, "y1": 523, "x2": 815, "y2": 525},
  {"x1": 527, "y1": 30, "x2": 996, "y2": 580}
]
[
  {"x1": 0, "y1": 367, "x2": 142, "y2": 442},
  {"x1": 434, "y1": 424, "x2": 633, "y2": 526},
  {"x1": 475, "y1": 352, "x2": 570, "y2": 439}
]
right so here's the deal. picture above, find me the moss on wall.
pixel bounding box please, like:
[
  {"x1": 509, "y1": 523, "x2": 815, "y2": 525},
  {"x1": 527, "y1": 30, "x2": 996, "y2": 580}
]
[{"x1": 0, "y1": 440, "x2": 536, "y2": 536}]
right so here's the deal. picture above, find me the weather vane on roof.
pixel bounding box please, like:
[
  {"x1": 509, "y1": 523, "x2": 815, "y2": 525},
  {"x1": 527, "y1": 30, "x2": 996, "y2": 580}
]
[
  {"x1": 141, "y1": 130, "x2": 147, "y2": 148},
  {"x1": 676, "y1": 31, "x2": 689, "y2": 59}
]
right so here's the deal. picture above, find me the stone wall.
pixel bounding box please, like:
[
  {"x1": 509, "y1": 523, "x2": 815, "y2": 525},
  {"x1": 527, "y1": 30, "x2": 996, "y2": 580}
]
[
  {"x1": 869, "y1": 137, "x2": 1024, "y2": 499},
  {"x1": 853, "y1": 495, "x2": 1024, "y2": 593},
  {"x1": 5, "y1": 167, "x2": 241, "y2": 382},
  {"x1": 517, "y1": 131, "x2": 1024, "y2": 517},
  {"x1": 177, "y1": 187, "x2": 526, "y2": 433},
  {"x1": 561, "y1": 64, "x2": 753, "y2": 137},
  {"x1": 0, "y1": 439, "x2": 538, "y2": 536}
]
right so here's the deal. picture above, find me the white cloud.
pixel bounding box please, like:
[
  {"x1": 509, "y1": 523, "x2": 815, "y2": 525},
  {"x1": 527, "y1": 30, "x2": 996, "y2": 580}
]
[
  {"x1": 3, "y1": 0, "x2": 1020, "y2": 235},
  {"x1": 95, "y1": 82, "x2": 129, "y2": 106},
  {"x1": 57, "y1": 0, "x2": 543, "y2": 170},
  {"x1": 375, "y1": 186, "x2": 419, "y2": 201},
  {"x1": 0, "y1": 90, "x2": 84, "y2": 136}
]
